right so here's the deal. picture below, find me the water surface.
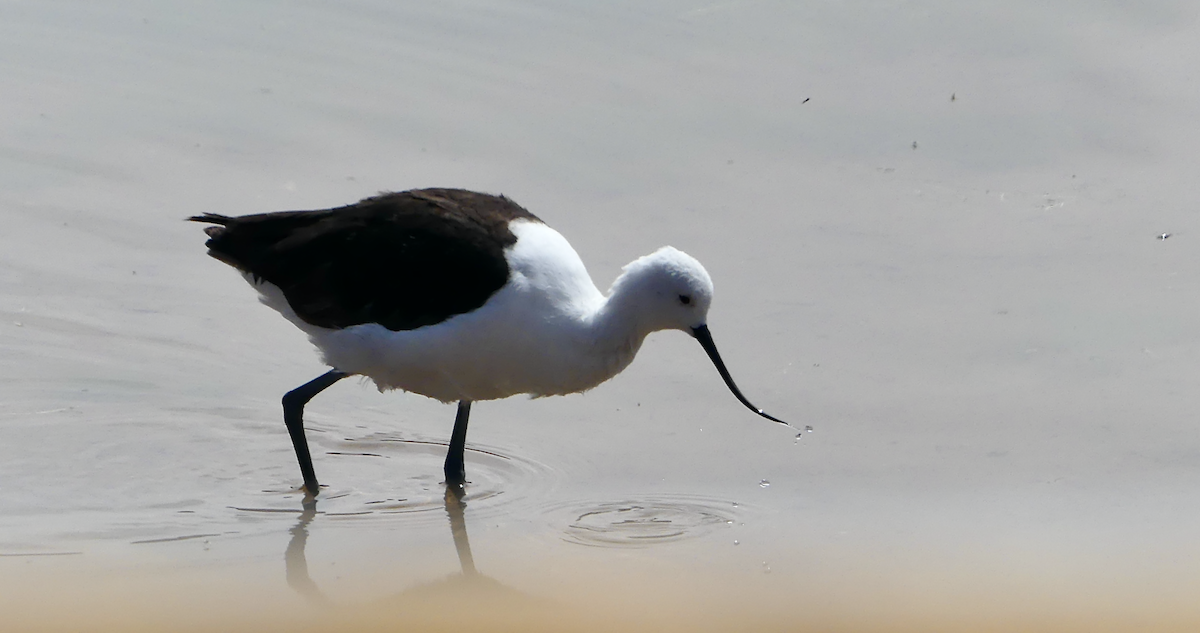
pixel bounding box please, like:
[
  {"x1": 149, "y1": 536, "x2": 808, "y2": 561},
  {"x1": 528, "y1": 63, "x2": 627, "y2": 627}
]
[{"x1": 3, "y1": 1, "x2": 1200, "y2": 629}]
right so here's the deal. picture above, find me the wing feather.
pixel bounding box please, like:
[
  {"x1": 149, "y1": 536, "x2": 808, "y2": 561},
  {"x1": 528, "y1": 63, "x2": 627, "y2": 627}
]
[{"x1": 189, "y1": 189, "x2": 541, "y2": 331}]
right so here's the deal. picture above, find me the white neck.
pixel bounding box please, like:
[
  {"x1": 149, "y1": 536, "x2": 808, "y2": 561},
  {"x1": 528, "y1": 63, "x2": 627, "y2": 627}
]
[{"x1": 586, "y1": 280, "x2": 653, "y2": 372}]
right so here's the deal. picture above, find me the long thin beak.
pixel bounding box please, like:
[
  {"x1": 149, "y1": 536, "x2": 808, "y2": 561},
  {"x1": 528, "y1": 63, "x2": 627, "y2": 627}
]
[{"x1": 691, "y1": 324, "x2": 790, "y2": 427}]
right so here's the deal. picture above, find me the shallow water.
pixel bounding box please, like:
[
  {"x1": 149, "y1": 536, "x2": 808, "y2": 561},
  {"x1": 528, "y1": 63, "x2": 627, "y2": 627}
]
[{"x1": 3, "y1": 0, "x2": 1200, "y2": 629}]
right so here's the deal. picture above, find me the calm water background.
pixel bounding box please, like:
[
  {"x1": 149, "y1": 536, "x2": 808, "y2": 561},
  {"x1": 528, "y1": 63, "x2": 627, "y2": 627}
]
[{"x1": 2, "y1": 1, "x2": 1200, "y2": 628}]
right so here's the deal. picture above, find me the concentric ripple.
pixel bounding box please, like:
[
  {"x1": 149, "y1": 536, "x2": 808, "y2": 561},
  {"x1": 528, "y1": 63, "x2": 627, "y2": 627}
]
[
  {"x1": 551, "y1": 496, "x2": 742, "y2": 548},
  {"x1": 234, "y1": 431, "x2": 559, "y2": 522}
]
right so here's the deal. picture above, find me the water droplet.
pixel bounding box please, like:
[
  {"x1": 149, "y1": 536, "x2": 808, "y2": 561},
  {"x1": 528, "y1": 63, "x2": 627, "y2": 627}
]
[
  {"x1": 805, "y1": 425, "x2": 814, "y2": 433},
  {"x1": 759, "y1": 479, "x2": 770, "y2": 488},
  {"x1": 733, "y1": 540, "x2": 740, "y2": 545},
  {"x1": 762, "y1": 561, "x2": 771, "y2": 574},
  {"x1": 731, "y1": 502, "x2": 739, "y2": 508},
  {"x1": 794, "y1": 433, "x2": 803, "y2": 443}
]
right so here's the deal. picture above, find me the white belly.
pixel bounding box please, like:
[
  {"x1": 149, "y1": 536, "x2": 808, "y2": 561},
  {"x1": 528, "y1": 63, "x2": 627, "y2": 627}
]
[{"x1": 251, "y1": 221, "x2": 640, "y2": 402}]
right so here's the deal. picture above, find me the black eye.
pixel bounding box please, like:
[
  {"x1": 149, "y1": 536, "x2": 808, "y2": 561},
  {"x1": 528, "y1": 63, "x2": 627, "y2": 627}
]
[{"x1": 678, "y1": 294, "x2": 692, "y2": 305}]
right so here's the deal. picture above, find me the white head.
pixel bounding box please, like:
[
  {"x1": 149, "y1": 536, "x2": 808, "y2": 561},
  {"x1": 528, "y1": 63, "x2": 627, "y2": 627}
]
[
  {"x1": 607, "y1": 246, "x2": 790, "y2": 428},
  {"x1": 610, "y1": 246, "x2": 714, "y2": 334}
]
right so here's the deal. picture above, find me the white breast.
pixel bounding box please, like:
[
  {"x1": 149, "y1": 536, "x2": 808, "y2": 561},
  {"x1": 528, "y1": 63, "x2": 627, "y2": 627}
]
[{"x1": 255, "y1": 220, "x2": 636, "y2": 403}]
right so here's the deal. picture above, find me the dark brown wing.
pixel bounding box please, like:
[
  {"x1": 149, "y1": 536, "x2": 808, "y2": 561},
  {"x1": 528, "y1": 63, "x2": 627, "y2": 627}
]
[{"x1": 189, "y1": 188, "x2": 541, "y2": 331}]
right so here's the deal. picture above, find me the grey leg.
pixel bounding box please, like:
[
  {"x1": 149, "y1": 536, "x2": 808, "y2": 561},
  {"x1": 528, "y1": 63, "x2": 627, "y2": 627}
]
[
  {"x1": 444, "y1": 400, "x2": 472, "y2": 486},
  {"x1": 281, "y1": 369, "x2": 348, "y2": 495}
]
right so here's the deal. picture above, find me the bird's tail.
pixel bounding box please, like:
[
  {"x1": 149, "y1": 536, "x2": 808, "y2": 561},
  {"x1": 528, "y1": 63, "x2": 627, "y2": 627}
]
[{"x1": 187, "y1": 213, "x2": 234, "y2": 237}]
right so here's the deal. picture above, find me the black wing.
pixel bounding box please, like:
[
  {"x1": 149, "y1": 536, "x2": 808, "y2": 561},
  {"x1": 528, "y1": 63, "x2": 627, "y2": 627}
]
[{"x1": 189, "y1": 188, "x2": 541, "y2": 331}]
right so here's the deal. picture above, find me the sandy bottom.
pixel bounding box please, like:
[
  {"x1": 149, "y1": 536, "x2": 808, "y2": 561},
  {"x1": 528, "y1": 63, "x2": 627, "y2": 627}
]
[
  {"x1": 5, "y1": 483, "x2": 1200, "y2": 633},
  {"x1": 6, "y1": 561, "x2": 1200, "y2": 633}
]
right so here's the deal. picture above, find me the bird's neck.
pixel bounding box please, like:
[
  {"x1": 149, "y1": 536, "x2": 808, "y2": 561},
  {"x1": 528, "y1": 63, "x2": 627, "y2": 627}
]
[{"x1": 585, "y1": 282, "x2": 652, "y2": 375}]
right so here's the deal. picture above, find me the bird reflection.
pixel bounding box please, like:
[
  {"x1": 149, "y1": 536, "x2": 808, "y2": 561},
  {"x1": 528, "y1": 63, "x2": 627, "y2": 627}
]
[
  {"x1": 444, "y1": 483, "x2": 477, "y2": 576},
  {"x1": 285, "y1": 499, "x2": 331, "y2": 605},
  {"x1": 284, "y1": 483, "x2": 484, "y2": 605}
]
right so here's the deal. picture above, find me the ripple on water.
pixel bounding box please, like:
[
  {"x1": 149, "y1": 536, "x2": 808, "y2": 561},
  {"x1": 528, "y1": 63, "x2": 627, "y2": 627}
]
[
  {"x1": 551, "y1": 496, "x2": 741, "y2": 548},
  {"x1": 233, "y1": 432, "x2": 558, "y2": 522}
]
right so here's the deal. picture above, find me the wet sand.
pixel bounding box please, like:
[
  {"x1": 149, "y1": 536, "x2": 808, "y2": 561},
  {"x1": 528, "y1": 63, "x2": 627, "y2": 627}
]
[{"x1": 3, "y1": 1, "x2": 1200, "y2": 630}]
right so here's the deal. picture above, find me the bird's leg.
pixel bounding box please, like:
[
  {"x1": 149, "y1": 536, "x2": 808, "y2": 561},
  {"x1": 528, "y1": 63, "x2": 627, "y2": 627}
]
[
  {"x1": 444, "y1": 400, "x2": 472, "y2": 486},
  {"x1": 282, "y1": 369, "x2": 348, "y2": 496}
]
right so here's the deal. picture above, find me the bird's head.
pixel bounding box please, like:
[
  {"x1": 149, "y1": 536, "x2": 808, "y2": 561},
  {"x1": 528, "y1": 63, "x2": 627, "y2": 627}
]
[
  {"x1": 613, "y1": 246, "x2": 790, "y2": 428},
  {"x1": 614, "y1": 246, "x2": 714, "y2": 334}
]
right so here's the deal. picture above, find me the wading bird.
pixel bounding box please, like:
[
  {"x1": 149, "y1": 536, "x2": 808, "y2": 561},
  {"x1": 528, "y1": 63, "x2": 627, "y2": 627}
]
[{"x1": 190, "y1": 189, "x2": 787, "y2": 495}]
